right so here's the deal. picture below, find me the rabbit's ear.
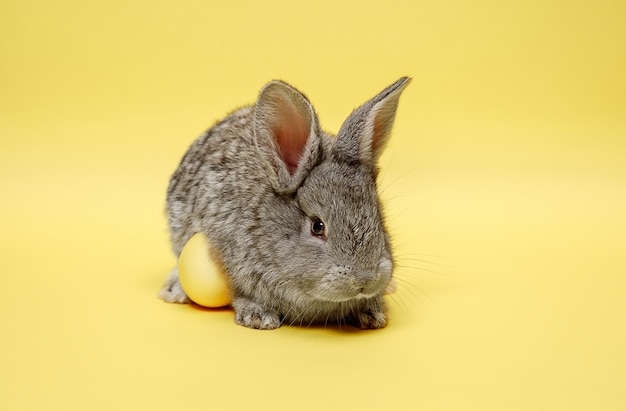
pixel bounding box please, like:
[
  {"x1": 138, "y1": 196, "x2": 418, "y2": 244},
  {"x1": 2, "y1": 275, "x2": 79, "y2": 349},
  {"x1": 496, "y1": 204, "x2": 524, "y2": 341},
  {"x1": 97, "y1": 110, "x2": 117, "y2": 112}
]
[
  {"x1": 254, "y1": 80, "x2": 321, "y2": 194},
  {"x1": 334, "y1": 77, "x2": 411, "y2": 168}
]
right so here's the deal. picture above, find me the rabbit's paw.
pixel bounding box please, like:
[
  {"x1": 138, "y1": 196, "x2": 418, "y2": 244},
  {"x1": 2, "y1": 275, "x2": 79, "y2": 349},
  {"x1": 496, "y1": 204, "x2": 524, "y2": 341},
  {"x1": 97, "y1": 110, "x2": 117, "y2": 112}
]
[
  {"x1": 354, "y1": 310, "x2": 387, "y2": 329},
  {"x1": 233, "y1": 299, "x2": 281, "y2": 330},
  {"x1": 158, "y1": 268, "x2": 191, "y2": 304}
]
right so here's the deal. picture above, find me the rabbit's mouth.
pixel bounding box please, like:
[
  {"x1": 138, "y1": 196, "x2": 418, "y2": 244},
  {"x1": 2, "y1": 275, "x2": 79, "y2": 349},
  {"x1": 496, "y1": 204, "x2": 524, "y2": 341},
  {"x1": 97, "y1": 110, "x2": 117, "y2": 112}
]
[
  {"x1": 309, "y1": 259, "x2": 393, "y2": 302},
  {"x1": 306, "y1": 281, "x2": 387, "y2": 303},
  {"x1": 336, "y1": 290, "x2": 380, "y2": 303},
  {"x1": 308, "y1": 289, "x2": 383, "y2": 304},
  {"x1": 355, "y1": 290, "x2": 379, "y2": 300},
  {"x1": 293, "y1": 258, "x2": 393, "y2": 304}
]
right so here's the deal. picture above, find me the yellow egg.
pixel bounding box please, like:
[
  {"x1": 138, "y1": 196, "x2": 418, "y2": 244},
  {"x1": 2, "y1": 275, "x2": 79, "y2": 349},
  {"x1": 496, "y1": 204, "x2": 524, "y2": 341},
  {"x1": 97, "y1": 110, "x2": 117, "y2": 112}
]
[{"x1": 177, "y1": 232, "x2": 232, "y2": 308}]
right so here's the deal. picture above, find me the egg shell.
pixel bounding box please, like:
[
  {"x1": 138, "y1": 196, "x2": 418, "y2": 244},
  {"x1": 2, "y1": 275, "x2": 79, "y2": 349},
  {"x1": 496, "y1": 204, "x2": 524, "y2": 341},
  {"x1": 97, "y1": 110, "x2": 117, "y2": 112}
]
[{"x1": 177, "y1": 232, "x2": 232, "y2": 308}]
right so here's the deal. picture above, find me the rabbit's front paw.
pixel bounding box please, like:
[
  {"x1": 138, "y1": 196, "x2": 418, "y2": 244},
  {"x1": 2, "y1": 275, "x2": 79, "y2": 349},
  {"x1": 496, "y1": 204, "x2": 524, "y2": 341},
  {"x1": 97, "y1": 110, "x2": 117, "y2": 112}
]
[
  {"x1": 354, "y1": 310, "x2": 387, "y2": 329},
  {"x1": 158, "y1": 268, "x2": 191, "y2": 304},
  {"x1": 233, "y1": 299, "x2": 281, "y2": 330}
]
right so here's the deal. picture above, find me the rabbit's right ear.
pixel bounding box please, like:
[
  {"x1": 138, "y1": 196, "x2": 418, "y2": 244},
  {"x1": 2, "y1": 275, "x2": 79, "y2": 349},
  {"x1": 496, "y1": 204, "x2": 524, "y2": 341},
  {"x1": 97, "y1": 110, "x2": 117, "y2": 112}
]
[
  {"x1": 254, "y1": 80, "x2": 322, "y2": 194},
  {"x1": 333, "y1": 77, "x2": 411, "y2": 170}
]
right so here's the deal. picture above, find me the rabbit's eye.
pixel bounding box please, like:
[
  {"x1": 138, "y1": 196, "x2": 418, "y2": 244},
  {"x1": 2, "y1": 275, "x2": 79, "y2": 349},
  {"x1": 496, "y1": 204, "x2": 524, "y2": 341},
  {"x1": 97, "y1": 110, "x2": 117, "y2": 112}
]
[{"x1": 310, "y1": 218, "x2": 326, "y2": 238}]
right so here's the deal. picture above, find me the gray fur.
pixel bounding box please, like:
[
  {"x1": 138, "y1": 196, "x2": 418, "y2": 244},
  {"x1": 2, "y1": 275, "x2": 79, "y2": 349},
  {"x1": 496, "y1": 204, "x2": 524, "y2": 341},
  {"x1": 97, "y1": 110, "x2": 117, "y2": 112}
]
[{"x1": 160, "y1": 77, "x2": 411, "y2": 329}]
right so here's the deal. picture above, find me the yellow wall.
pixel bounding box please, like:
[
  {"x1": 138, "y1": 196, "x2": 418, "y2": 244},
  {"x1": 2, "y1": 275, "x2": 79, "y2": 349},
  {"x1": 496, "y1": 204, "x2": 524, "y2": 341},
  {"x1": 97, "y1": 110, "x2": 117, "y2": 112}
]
[{"x1": 1, "y1": 1, "x2": 625, "y2": 410}]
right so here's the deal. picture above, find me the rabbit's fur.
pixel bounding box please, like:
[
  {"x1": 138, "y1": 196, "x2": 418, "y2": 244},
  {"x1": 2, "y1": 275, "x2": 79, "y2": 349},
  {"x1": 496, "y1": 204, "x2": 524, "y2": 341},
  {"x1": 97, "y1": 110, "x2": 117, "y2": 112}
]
[{"x1": 160, "y1": 77, "x2": 411, "y2": 329}]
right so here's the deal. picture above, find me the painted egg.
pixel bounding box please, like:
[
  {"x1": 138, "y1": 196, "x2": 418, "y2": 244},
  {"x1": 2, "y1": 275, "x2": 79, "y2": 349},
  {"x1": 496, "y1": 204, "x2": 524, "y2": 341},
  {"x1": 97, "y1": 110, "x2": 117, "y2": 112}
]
[{"x1": 177, "y1": 232, "x2": 232, "y2": 308}]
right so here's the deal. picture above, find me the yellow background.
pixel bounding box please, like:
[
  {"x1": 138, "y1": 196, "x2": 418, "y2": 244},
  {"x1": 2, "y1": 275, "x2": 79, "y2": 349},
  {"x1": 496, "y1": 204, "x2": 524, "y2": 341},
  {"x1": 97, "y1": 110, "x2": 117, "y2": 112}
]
[{"x1": 2, "y1": 0, "x2": 625, "y2": 409}]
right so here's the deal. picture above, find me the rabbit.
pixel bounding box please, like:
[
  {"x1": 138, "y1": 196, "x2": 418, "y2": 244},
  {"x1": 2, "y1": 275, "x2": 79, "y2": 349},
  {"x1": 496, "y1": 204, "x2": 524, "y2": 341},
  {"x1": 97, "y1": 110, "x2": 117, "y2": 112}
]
[{"x1": 159, "y1": 77, "x2": 411, "y2": 330}]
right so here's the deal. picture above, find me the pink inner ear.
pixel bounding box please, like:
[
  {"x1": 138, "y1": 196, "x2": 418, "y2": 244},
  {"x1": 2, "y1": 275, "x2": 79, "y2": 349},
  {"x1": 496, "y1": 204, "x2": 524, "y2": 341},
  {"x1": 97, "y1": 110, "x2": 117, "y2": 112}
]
[
  {"x1": 274, "y1": 98, "x2": 310, "y2": 175},
  {"x1": 372, "y1": 114, "x2": 385, "y2": 154},
  {"x1": 371, "y1": 103, "x2": 395, "y2": 156}
]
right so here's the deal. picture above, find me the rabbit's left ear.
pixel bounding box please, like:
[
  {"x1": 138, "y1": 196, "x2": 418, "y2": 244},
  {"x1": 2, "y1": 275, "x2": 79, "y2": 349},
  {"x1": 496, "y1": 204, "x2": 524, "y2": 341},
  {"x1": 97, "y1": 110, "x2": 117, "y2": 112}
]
[
  {"x1": 254, "y1": 80, "x2": 322, "y2": 194},
  {"x1": 334, "y1": 77, "x2": 411, "y2": 168}
]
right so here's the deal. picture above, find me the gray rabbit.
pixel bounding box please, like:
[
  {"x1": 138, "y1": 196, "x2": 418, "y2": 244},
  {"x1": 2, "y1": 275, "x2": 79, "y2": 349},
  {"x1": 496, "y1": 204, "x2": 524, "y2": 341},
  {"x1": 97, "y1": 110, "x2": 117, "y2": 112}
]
[{"x1": 160, "y1": 77, "x2": 411, "y2": 329}]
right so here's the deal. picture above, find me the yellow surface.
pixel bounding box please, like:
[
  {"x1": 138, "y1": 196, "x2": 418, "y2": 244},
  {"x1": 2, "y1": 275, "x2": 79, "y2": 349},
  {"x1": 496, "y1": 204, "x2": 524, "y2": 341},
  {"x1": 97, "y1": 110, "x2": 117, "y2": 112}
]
[
  {"x1": 1, "y1": 0, "x2": 625, "y2": 410},
  {"x1": 178, "y1": 232, "x2": 231, "y2": 307}
]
